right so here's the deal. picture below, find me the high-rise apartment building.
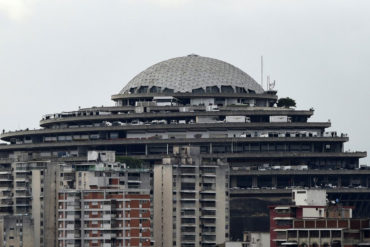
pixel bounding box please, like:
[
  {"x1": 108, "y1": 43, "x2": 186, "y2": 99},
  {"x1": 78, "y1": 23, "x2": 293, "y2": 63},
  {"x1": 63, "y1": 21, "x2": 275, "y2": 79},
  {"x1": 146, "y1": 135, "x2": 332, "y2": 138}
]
[
  {"x1": 57, "y1": 158, "x2": 151, "y2": 247},
  {"x1": 153, "y1": 146, "x2": 229, "y2": 247}
]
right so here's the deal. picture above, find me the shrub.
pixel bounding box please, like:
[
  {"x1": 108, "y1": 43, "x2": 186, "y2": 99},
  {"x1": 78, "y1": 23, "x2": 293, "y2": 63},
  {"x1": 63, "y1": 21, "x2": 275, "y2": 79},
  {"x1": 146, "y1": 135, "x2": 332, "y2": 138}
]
[
  {"x1": 116, "y1": 156, "x2": 143, "y2": 169},
  {"x1": 277, "y1": 97, "x2": 296, "y2": 108}
]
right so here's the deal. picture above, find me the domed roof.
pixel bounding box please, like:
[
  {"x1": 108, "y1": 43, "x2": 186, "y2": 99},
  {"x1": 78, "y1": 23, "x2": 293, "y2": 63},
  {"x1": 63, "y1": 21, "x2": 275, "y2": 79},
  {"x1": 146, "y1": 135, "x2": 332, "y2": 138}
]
[{"x1": 120, "y1": 54, "x2": 264, "y2": 94}]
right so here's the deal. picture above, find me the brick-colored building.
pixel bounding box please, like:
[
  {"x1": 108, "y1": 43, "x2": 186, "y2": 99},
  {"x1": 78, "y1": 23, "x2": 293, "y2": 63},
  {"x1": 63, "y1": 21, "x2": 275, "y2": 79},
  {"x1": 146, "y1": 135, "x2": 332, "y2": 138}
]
[
  {"x1": 269, "y1": 190, "x2": 370, "y2": 247},
  {"x1": 57, "y1": 160, "x2": 151, "y2": 247}
]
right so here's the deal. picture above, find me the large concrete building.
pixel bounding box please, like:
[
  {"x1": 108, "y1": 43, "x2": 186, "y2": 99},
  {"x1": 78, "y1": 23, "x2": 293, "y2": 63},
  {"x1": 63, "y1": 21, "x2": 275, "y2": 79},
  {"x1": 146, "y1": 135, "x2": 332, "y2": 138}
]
[{"x1": 0, "y1": 54, "x2": 369, "y2": 245}]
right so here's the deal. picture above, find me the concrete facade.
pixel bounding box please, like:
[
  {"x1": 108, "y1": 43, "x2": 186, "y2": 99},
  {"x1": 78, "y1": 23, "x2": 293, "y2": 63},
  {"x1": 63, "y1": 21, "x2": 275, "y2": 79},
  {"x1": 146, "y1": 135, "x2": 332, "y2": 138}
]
[
  {"x1": 153, "y1": 146, "x2": 229, "y2": 247},
  {"x1": 0, "y1": 215, "x2": 34, "y2": 247}
]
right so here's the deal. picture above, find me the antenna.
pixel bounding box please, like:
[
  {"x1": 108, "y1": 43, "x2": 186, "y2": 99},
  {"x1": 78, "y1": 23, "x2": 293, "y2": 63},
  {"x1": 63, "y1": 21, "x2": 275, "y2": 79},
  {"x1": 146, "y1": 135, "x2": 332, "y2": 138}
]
[
  {"x1": 267, "y1": 75, "x2": 270, "y2": 91},
  {"x1": 261, "y1": 56, "x2": 263, "y2": 88}
]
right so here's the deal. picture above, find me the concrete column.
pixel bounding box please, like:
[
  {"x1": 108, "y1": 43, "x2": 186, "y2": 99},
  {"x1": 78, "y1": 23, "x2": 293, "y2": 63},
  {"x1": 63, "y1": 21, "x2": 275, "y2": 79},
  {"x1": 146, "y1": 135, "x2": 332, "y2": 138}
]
[
  {"x1": 272, "y1": 176, "x2": 277, "y2": 188},
  {"x1": 252, "y1": 176, "x2": 258, "y2": 188},
  {"x1": 210, "y1": 143, "x2": 213, "y2": 154},
  {"x1": 231, "y1": 177, "x2": 237, "y2": 188},
  {"x1": 166, "y1": 144, "x2": 169, "y2": 155},
  {"x1": 337, "y1": 176, "x2": 342, "y2": 187},
  {"x1": 145, "y1": 144, "x2": 148, "y2": 156}
]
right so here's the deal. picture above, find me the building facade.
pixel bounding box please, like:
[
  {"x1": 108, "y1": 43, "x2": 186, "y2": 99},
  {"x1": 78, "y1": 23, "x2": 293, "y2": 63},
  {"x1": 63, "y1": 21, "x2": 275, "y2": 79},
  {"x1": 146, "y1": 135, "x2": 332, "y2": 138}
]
[
  {"x1": 0, "y1": 54, "x2": 368, "y2": 245},
  {"x1": 153, "y1": 146, "x2": 229, "y2": 247},
  {"x1": 57, "y1": 160, "x2": 151, "y2": 247},
  {"x1": 0, "y1": 215, "x2": 34, "y2": 247},
  {"x1": 269, "y1": 190, "x2": 370, "y2": 247}
]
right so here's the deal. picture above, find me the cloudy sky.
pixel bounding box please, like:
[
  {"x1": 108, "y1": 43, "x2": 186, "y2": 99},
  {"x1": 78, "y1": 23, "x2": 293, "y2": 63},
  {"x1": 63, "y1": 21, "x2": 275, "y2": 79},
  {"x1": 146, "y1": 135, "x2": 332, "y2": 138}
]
[{"x1": 0, "y1": 0, "x2": 369, "y2": 163}]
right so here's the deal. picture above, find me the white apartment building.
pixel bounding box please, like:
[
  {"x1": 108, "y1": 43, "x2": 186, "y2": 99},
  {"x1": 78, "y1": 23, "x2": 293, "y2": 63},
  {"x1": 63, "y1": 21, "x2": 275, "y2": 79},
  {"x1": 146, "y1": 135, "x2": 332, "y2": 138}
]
[{"x1": 154, "y1": 146, "x2": 229, "y2": 247}]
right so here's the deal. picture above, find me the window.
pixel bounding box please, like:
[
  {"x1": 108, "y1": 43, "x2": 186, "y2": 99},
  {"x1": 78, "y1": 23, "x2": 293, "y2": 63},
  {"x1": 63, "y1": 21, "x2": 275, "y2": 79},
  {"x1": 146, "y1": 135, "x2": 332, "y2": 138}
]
[{"x1": 298, "y1": 231, "x2": 308, "y2": 238}]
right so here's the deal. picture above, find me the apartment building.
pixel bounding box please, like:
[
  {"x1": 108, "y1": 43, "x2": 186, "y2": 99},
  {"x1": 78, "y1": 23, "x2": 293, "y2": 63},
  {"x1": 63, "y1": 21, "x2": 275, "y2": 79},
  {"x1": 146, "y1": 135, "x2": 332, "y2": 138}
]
[
  {"x1": 0, "y1": 215, "x2": 34, "y2": 247},
  {"x1": 154, "y1": 146, "x2": 229, "y2": 247},
  {"x1": 269, "y1": 190, "x2": 370, "y2": 247},
  {"x1": 57, "y1": 160, "x2": 152, "y2": 247}
]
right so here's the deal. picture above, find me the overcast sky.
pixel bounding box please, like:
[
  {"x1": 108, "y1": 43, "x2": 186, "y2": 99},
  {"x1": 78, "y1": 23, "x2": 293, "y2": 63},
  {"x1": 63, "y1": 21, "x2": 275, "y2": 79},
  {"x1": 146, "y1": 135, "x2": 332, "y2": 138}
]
[{"x1": 0, "y1": 0, "x2": 369, "y2": 163}]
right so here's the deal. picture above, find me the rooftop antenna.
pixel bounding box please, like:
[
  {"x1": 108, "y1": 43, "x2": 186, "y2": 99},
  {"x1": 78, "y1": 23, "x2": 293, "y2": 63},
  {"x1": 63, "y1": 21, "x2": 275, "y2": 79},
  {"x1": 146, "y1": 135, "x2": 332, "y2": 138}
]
[
  {"x1": 270, "y1": 80, "x2": 276, "y2": 90},
  {"x1": 260, "y1": 56, "x2": 264, "y2": 88}
]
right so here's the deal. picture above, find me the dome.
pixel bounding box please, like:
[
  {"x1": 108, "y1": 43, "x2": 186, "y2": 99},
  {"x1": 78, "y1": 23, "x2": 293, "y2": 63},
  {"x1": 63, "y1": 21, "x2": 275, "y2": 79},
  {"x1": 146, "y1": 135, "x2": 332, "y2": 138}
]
[{"x1": 119, "y1": 54, "x2": 264, "y2": 94}]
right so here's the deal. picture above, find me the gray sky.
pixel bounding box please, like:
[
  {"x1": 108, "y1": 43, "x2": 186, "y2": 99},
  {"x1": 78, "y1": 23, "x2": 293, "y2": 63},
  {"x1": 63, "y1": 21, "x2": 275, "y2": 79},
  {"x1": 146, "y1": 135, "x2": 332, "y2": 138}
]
[{"x1": 0, "y1": 0, "x2": 369, "y2": 164}]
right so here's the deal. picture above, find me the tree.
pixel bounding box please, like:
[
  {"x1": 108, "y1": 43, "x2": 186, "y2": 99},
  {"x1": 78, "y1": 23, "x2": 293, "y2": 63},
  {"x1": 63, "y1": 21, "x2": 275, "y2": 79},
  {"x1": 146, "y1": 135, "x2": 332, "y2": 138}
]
[
  {"x1": 116, "y1": 156, "x2": 143, "y2": 169},
  {"x1": 277, "y1": 97, "x2": 296, "y2": 108}
]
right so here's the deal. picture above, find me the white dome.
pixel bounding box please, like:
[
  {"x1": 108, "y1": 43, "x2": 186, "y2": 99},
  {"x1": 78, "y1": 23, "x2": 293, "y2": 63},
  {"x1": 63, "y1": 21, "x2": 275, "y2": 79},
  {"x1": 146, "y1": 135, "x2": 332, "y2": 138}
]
[{"x1": 120, "y1": 54, "x2": 264, "y2": 94}]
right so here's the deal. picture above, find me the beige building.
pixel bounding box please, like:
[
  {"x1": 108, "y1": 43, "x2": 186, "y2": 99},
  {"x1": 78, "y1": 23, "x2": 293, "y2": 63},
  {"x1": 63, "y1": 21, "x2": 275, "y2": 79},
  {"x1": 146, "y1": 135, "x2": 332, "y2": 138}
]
[
  {"x1": 0, "y1": 215, "x2": 34, "y2": 247},
  {"x1": 10, "y1": 160, "x2": 59, "y2": 247},
  {"x1": 154, "y1": 146, "x2": 229, "y2": 247}
]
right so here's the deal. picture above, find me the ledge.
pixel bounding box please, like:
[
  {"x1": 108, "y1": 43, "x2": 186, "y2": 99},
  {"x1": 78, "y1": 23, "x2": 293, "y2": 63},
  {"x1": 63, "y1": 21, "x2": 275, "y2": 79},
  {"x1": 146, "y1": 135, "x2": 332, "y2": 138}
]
[
  {"x1": 0, "y1": 137, "x2": 349, "y2": 151},
  {"x1": 1, "y1": 122, "x2": 331, "y2": 141},
  {"x1": 230, "y1": 169, "x2": 370, "y2": 176},
  {"x1": 230, "y1": 188, "x2": 370, "y2": 195},
  {"x1": 38, "y1": 110, "x2": 313, "y2": 127}
]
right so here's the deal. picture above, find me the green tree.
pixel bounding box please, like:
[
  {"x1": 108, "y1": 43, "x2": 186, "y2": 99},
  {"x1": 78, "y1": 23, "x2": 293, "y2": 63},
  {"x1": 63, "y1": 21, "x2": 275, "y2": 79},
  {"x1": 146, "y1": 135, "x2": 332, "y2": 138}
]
[
  {"x1": 277, "y1": 97, "x2": 296, "y2": 108},
  {"x1": 116, "y1": 156, "x2": 143, "y2": 169}
]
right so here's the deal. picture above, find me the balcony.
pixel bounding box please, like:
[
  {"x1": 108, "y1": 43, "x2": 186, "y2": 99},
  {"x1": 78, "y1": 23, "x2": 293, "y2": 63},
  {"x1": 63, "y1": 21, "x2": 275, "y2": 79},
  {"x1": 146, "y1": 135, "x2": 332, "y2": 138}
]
[
  {"x1": 201, "y1": 173, "x2": 216, "y2": 177},
  {"x1": 103, "y1": 214, "x2": 112, "y2": 220},
  {"x1": 202, "y1": 178, "x2": 215, "y2": 184},
  {"x1": 66, "y1": 205, "x2": 81, "y2": 211},
  {"x1": 182, "y1": 178, "x2": 196, "y2": 183}
]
